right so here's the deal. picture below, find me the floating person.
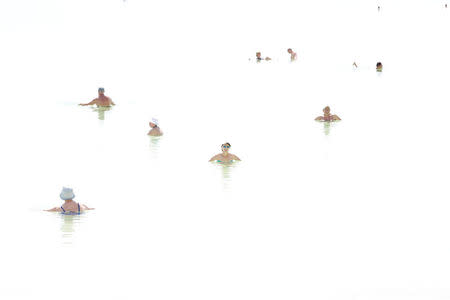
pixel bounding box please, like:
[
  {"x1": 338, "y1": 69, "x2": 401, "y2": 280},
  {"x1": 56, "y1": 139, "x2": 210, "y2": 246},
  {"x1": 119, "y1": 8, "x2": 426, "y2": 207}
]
[
  {"x1": 315, "y1": 106, "x2": 341, "y2": 122},
  {"x1": 45, "y1": 187, "x2": 94, "y2": 214},
  {"x1": 79, "y1": 87, "x2": 115, "y2": 107},
  {"x1": 256, "y1": 52, "x2": 271, "y2": 62},
  {"x1": 353, "y1": 62, "x2": 358, "y2": 68},
  {"x1": 148, "y1": 118, "x2": 163, "y2": 136},
  {"x1": 287, "y1": 48, "x2": 297, "y2": 61},
  {"x1": 378, "y1": 6, "x2": 380, "y2": 11},
  {"x1": 376, "y1": 62, "x2": 383, "y2": 72},
  {"x1": 209, "y1": 143, "x2": 241, "y2": 163}
]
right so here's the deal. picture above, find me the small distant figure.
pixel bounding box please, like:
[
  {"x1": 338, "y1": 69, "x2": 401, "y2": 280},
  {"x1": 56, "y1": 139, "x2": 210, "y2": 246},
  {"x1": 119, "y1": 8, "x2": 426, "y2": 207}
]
[
  {"x1": 256, "y1": 52, "x2": 271, "y2": 62},
  {"x1": 209, "y1": 143, "x2": 241, "y2": 163},
  {"x1": 315, "y1": 106, "x2": 341, "y2": 122},
  {"x1": 79, "y1": 87, "x2": 115, "y2": 107},
  {"x1": 446, "y1": 4, "x2": 447, "y2": 8},
  {"x1": 376, "y1": 62, "x2": 383, "y2": 72},
  {"x1": 287, "y1": 48, "x2": 297, "y2": 61},
  {"x1": 148, "y1": 118, "x2": 163, "y2": 136},
  {"x1": 45, "y1": 187, "x2": 94, "y2": 214},
  {"x1": 378, "y1": 6, "x2": 380, "y2": 11},
  {"x1": 353, "y1": 62, "x2": 358, "y2": 68}
]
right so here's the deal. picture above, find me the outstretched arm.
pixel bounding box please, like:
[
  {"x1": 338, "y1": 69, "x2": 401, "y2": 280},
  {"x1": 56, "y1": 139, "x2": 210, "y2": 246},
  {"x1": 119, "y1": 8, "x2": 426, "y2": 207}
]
[
  {"x1": 315, "y1": 116, "x2": 324, "y2": 121},
  {"x1": 209, "y1": 154, "x2": 220, "y2": 162},
  {"x1": 232, "y1": 155, "x2": 241, "y2": 161},
  {"x1": 81, "y1": 204, "x2": 95, "y2": 211},
  {"x1": 79, "y1": 98, "x2": 97, "y2": 106},
  {"x1": 44, "y1": 207, "x2": 62, "y2": 212},
  {"x1": 332, "y1": 115, "x2": 341, "y2": 121}
]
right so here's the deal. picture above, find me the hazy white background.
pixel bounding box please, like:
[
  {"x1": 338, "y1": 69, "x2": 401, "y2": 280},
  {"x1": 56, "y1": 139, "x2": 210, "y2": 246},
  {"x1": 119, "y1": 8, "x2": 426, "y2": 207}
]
[{"x1": 1, "y1": 0, "x2": 450, "y2": 299}]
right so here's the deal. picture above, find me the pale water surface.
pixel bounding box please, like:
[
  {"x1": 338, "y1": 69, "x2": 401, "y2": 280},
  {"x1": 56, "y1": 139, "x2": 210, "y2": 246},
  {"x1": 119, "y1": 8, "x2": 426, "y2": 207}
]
[{"x1": 1, "y1": 1, "x2": 450, "y2": 299}]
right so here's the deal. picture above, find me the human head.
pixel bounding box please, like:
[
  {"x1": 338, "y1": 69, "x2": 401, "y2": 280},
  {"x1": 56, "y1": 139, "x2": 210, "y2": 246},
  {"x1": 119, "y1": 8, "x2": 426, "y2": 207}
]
[
  {"x1": 149, "y1": 118, "x2": 159, "y2": 128},
  {"x1": 98, "y1": 87, "x2": 105, "y2": 95},
  {"x1": 221, "y1": 142, "x2": 231, "y2": 153},
  {"x1": 323, "y1": 106, "x2": 331, "y2": 114},
  {"x1": 376, "y1": 62, "x2": 382, "y2": 67},
  {"x1": 256, "y1": 52, "x2": 261, "y2": 58},
  {"x1": 287, "y1": 48, "x2": 293, "y2": 54},
  {"x1": 60, "y1": 187, "x2": 75, "y2": 201}
]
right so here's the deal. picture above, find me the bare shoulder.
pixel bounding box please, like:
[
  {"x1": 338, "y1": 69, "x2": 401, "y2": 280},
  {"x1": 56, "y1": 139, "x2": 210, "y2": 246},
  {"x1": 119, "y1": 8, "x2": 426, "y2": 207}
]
[
  {"x1": 231, "y1": 154, "x2": 241, "y2": 161},
  {"x1": 209, "y1": 154, "x2": 221, "y2": 161}
]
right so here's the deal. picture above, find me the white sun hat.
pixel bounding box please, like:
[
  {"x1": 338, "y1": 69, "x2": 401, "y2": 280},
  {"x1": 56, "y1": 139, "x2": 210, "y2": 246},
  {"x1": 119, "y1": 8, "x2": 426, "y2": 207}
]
[
  {"x1": 150, "y1": 118, "x2": 159, "y2": 127},
  {"x1": 60, "y1": 187, "x2": 75, "y2": 201}
]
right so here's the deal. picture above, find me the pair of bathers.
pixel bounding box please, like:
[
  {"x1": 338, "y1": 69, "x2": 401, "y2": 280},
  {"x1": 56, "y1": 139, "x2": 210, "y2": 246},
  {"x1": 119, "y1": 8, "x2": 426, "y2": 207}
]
[{"x1": 61, "y1": 203, "x2": 81, "y2": 215}]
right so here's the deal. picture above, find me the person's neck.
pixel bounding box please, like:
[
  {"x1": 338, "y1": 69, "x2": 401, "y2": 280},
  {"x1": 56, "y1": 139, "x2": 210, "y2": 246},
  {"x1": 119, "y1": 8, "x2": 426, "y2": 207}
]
[
  {"x1": 222, "y1": 151, "x2": 229, "y2": 156},
  {"x1": 64, "y1": 200, "x2": 75, "y2": 204}
]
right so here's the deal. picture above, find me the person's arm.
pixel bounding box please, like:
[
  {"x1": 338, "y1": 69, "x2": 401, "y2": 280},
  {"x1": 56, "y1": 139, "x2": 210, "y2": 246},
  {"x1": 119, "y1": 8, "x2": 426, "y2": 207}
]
[
  {"x1": 315, "y1": 116, "x2": 324, "y2": 121},
  {"x1": 81, "y1": 204, "x2": 95, "y2": 211},
  {"x1": 79, "y1": 98, "x2": 97, "y2": 106},
  {"x1": 332, "y1": 115, "x2": 341, "y2": 121},
  {"x1": 209, "y1": 154, "x2": 220, "y2": 162},
  {"x1": 231, "y1": 155, "x2": 241, "y2": 161},
  {"x1": 44, "y1": 207, "x2": 62, "y2": 212}
]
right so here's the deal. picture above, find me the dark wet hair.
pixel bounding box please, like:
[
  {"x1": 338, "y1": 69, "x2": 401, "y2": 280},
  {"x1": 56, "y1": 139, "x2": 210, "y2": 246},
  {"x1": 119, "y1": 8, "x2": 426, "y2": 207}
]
[
  {"x1": 376, "y1": 62, "x2": 382, "y2": 67},
  {"x1": 98, "y1": 87, "x2": 105, "y2": 93},
  {"x1": 288, "y1": 48, "x2": 292, "y2": 51},
  {"x1": 222, "y1": 142, "x2": 231, "y2": 147}
]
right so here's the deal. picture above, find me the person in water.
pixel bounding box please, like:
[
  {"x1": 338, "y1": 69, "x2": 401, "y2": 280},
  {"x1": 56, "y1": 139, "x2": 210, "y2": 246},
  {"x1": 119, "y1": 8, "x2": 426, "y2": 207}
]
[
  {"x1": 45, "y1": 187, "x2": 94, "y2": 214},
  {"x1": 79, "y1": 87, "x2": 115, "y2": 107},
  {"x1": 256, "y1": 52, "x2": 271, "y2": 62},
  {"x1": 148, "y1": 118, "x2": 163, "y2": 136},
  {"x1": 376, "y1": 62, "x2": 383, "y2": 72},
  {"x1": 209, "y1": 143, "x2": 241, "y2": 163},
  {"x1": 353, "y1": 62, "x2": 358, "y2": 68},
  {"x1": 315, "y1": 106, "x2": 341, "y2": 122},
  {"x1": 287, "y1": 48, "x2": 297, "y2": 61}
]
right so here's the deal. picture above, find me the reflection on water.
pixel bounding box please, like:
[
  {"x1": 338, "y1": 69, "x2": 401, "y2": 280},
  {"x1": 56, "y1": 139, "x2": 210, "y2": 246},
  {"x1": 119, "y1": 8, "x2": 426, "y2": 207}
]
[
  {"x1": 91, "y1": 106, "x2": 112, "y2": 120},
  {"x1": 212, "y1": 162, "x2": 237, "y2": 191},
  {"x1": 148, "y1": 136, "x2": 162, "y2": 157},
  {"x1": 59, "y1": 214, "x2": 83, "y2": 245}
]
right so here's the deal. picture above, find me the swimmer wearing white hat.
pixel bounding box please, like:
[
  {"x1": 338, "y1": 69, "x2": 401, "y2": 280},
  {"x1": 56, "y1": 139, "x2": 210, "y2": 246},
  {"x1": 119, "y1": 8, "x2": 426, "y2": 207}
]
[
  {"x1": 44, "y1": 187, "x2": 94, "y2": 214},
  {"x1": 148, "y1": 118, "x2": 163, "y2": 136}
]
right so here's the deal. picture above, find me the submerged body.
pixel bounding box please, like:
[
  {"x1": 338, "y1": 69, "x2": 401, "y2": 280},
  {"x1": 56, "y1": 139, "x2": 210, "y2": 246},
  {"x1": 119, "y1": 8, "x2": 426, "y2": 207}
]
[
  {"x1": 45, "y1": 187, "x2": 94, "y2": 214},
  {"x1": 80, "y1": 88, "x2": 115, "y2": 107},
  {"x1": 209, "y1": 143, "x2": 241, "y2": 163},
  {"x1": 376, "y1": 62, "x2": 383, "y2": 72},
  {"x1": 315, "y1": 106, "x2": 341, "y2": 122},
  {"x1": 148, "y1": 118, "x2": 163, "y2": 136}
]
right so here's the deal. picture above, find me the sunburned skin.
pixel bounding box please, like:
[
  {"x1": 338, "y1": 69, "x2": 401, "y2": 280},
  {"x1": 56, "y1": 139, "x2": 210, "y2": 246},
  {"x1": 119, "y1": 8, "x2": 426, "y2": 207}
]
[
  {"x1": 209, "y1": 143, "x2": 241, "y2": 163},
  {"x1": 315, "y1": 106, "x2": 341, "y2": 122},
  {"x1": 79, "y1": 89, "x2": 115, "y2": 107}
]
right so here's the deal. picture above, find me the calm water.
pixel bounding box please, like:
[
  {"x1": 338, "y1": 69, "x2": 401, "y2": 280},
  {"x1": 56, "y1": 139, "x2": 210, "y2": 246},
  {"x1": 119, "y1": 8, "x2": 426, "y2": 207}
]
[{"x1": 1, "y1": 1, "x2": 450, "y2": 299}]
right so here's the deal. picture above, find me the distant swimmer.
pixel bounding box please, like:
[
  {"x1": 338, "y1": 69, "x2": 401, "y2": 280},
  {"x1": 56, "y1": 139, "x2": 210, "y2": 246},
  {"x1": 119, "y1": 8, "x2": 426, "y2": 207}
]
[
  {"x1": 378, "y1": 6, "x2": 380, "y2": 11},
  {"x1": 256, "y1": 52, "x2": 271, "y2": 62},
  {"x1": 45, "y1": 187, "x2": 94, "y2": 214},
  {"x1": 376, "y1": 62, "x2": 383, "y2": 72},
  {"x1": 353, "y1": 62, "x2": 358, "y2": 68},
  {"x1": 446, "y1": 4, "x2": 448, "y2": 8},
  {"x1": 209, "y1": 143, "x2": 241, "y2": 163},
  {"x1": 287, "y1": 48, "x2": 297, "y2": 61},
  {"x1": 315, "y1": 106, "x2": 341, "y2": 122},
  {"x1": 148, "y1": 118, "x2": 163, "y2": 136},
  {"x1": 79, "y1": 87, "x2": 115, "y2": 107}
]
